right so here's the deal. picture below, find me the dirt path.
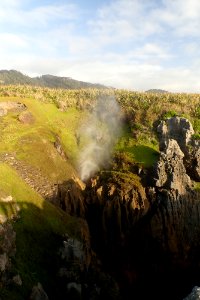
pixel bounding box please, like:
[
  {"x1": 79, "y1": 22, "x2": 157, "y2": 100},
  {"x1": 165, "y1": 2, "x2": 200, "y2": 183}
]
[{"x1": 0, "y1": 153, "x2": 58, "y2": 203}]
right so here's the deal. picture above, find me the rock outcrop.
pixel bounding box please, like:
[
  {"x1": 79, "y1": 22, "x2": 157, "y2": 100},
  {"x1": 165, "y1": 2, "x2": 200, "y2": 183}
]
[
  {"x1": 183, "y1": 286, "x2": 200, "y2": 300},
  {"x1": 57, "y1": 177, "x2": 86, "y2": 218},
  {"x1": 188, "y1": 139, "x2": 200, "y2": 181},
  {"x1": 157, "y1": 116, "x2": 200, "y2": 181},
  {"x1": 157, "y1": 116, "x2": 194, "y2": 153},
  {"x1": 29, "y1": 282, "x2": 49, "y2": 300},
  {"x1": 0, "y1": 222, "x2": 16, "y2": 286},
  {"x1": 154, "y1": 139, "x2": 192, "y2": 194},
  {"x1": 18, "y1": 111, "x2": 35, "y2": 124},
  {"x1": 56, "y1": 116, "x2": 200, "y2": 300},
  {"x1": 151, "y1": 117, "x2": 200, "y2": 258},
  {"x1": 84, "y1": 173, "x2": 148, "y2": 249},
  {"x1": 0, "y1": 101, "x2": 26, "y2": 115}
]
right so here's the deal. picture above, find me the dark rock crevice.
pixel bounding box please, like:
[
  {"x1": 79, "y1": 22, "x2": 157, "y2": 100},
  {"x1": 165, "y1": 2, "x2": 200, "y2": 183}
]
[{"x1": 55, "y1": 116, "x2": 200, "y2": 299}]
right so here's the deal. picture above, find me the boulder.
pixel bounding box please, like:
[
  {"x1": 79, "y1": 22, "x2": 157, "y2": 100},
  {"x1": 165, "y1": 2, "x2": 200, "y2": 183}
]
[
  {"x1": 0, "y1": 101, "x2": 26, "y2": 113},
  {"x1": 0, "y1": 107, "x2": 7, "y2": 116},
  {"x1": 0, "y1": 223, "x2": 16, "y2": 286},
  {"x1": 67, "y1": 282, "x2": 82, "y2": 299},
  {"x1": 0, "y1": 253, "x2": 8, "y2": 272},
  {"x1": 183, "y1": 286, "x2": 200, "y2": 300},
  {"x1": 29, "y1": 282, "x2": 49, "y2": 300},
  {"x1": 12, "y1": 274, "x2": 22, "y2": 286},
  {"x1": 18, "y1": 111, "x2": 35, "y2": 124},
  {"x1": 157, "y1": 116, "x2": 194, "y2": 152}
]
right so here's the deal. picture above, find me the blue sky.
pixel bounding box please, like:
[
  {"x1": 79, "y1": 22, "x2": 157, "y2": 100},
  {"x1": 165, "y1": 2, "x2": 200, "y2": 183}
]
[{"x1": 1, "y1": 0, "x2": 200, "y2": 92}]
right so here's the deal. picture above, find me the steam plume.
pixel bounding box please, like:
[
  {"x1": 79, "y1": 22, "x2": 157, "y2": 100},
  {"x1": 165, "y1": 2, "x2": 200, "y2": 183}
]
[{"x1": 78, "y1": 95, "x2": 121, "y2": 181}]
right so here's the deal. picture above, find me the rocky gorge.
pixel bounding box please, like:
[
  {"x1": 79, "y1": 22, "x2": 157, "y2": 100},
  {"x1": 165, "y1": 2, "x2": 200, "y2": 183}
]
[
  {"x1": 1, "y1": 92, "x2": 200, "y2": 299},
  {"x1": 56, "y1": 116, "x2": 200, "y2": 299}
]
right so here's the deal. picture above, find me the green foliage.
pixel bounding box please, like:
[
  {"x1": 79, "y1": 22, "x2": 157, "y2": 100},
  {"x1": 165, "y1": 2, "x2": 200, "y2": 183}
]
[
  {"x1": 115, "y1": 122, "x2": 159, "y2": 169},
  {"x1": 194, "y1": 106, "x2": 200, "y2": 118},
  {"x1": 193, "y1": 182, "x2": 200, "y2": 191},
  {"x1": 132, "y1": 122, "x2": 143, "y2": 130},
  {"x1": 162, "y1": 110, "x2": 178, "y2": 120},
  {"x1": 193, "y1": 119, "x2": 200, "y2": 133},
  {"x1": 192, "y1": 133, "x2": 200, "y2": 140},
  {"x1": 0, "y1": 97, "x2": 84, "y2": 181}
]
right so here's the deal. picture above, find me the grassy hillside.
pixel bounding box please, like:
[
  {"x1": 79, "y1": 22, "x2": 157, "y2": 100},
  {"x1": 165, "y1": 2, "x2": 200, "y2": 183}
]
[
  {"x1": 0, "y1": 96, "x2": 86, "y2": 179},
  {"x1": 0, "y1": 92, "x2": 88, "y2": 299},
  {"x1": 0, "y1": 162, "x2": 85, "y2": 299},
  {"x1": 0, "y1": 85, "x2": 200, "y2": 299}
]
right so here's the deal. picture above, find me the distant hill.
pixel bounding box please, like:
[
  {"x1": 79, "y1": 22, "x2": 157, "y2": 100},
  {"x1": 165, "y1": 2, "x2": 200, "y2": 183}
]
[
  {"x1": 146, "y1": 89, "x2": 169, "y2": 94},
  {"x1": 0, "y1": 70, "x2": 107, "y2": 89}
]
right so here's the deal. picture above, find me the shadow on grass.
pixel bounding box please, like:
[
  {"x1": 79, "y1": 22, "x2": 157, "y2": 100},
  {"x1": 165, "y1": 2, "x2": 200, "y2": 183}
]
[{"x1": 0, "y1": 198, "x2": 82, "y2": 300}]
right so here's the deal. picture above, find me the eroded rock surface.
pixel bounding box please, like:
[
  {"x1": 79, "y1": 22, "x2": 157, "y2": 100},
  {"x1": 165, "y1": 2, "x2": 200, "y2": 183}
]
[
  {"x1": 0, "y1": 222, "x2": 16, "y2": 286},
  {"x1": 157, "y1": 116, "x2": 194, "y2": 152},
  {"x1": 183, "y1": 286, "x2": 200, "y2": 300},
  {"x1": 157, "y1": 116, "x2": 200, "y2": 181},
  {"x1": 56, "y1": 116, "x2": 200, "y2": 300},
  {"x1": 29, "y1": 282, "x2": 49, "y2": 300},
  {"x1": 57, "y1": 177, "x2": 86, "y2": 218},
  {"x1": 154, "y1": 139, "x2": 192, "y2": 194}
]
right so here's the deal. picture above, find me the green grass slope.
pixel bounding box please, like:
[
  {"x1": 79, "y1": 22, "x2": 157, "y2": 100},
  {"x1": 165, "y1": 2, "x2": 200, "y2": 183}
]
[
  {"x1": 0, "y1": 94, "x2": 88, "y2": 299},
  {"x1": 0, "y1": 163, "x2": 84, "y2": 299},
  {"x1": 0, "y1": 96, "x2": 87, "y2": 181}
]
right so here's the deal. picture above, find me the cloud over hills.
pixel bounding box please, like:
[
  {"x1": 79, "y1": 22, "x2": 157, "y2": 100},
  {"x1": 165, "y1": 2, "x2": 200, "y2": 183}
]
[{"x1": 1, "y1": 0, "x2": 200, "y2": 92}]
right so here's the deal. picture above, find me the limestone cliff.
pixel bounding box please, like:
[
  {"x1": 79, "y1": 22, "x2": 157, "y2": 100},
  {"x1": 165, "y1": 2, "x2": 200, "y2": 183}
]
[{"x1": 57, "y1": 116, "x2": 200, "y2": 299}]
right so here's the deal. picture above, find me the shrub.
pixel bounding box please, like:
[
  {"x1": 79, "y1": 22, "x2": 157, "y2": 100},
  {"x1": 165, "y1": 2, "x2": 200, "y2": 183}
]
[{"x1": 162, "y1": 110, "x2": 178, "y2": 120}]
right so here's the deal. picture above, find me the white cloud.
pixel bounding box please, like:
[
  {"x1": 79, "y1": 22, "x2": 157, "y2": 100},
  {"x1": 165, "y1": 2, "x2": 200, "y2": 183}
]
[
  {"x1": 154, "y1": 0, "x2": 200, "y2": 37},
  {"x1": 57, "y1": 59, "x2": 200, "y2": 93},
  {"x1": 0, "y1": 33, "x2": 28, "y2": 49},
  {"x1": 0, "y1": 0, "x2": 200, "y2": 92},
  {"x1": 0, "y1": 2, "x2": 79, "y2": 28},
  {"x1": 89, "y1": 0, "x2": 161, "y2": 43}
]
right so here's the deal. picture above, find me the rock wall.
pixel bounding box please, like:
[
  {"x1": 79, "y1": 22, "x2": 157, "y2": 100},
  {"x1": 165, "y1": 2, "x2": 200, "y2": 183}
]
[{"x1": 57, "y1": 116, "x2": 200, "y2": 299}]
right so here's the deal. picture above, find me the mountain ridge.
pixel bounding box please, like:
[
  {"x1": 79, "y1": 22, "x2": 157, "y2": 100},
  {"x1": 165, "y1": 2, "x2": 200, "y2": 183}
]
[{"x1": 0, "y1": 69, "x2": 107, "y2": 89}]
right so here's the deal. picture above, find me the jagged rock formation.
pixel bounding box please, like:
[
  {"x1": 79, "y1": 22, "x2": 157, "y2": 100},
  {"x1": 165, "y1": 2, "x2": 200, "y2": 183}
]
[
  {"x1": 84, "y1": 173, "x2": 148, "y2": 249},
  {"x1": 150, "y1": 117, "x2": 200, "y2": 258},
  {"x1": 56, "y1": 116, "x2": 200, "y2": 299},
  {"x1": 29, "y1": 282, "x2": 49, "y2": 300},
  {"x1": 188, "y1": 139, "x2": 200, "y2": 181},
  {"x1": 58, "y1": 172, "x2": 148, "y2": 249},
  {"x1": 183, "y1": 286, "x2": 200, "y2": 300},
  {"x1": 157, "y1": 116, "x2": 194, "y2": 153},
  {"x1": 157, "y1": 116, "x2": 200, "y2": 181},
  {"x1": 0, "y1": 222, "x2": 17, "y2": 287},
  {"x1": 56, "y1": 220, "x2": 120, "y2": 299},
  {"x1": 57, "y1": 177, "x2": 86, "y2": 218},
  {"x1": 154, "y1": 139, "x2": 192, "y2": 194}
]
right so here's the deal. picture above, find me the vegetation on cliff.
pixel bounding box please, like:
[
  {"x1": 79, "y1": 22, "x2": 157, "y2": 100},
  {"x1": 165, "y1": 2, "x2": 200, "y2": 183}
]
[{"x1": 0, "y1": 84, "x2": 200, "y2": 299}]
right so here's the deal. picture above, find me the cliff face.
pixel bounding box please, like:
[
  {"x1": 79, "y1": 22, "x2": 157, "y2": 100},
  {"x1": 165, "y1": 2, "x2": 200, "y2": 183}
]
[
  {"x1": 58, "y1": 116, "x2": 200, "y2": 299},
  {"x1": 151, "y1": 117, "x2": 200, "y2": 259}
]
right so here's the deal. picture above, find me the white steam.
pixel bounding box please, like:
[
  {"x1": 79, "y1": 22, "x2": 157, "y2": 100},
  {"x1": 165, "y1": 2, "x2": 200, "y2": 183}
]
[{"x1": 78, "y1": 95, "x2": 121, "y2": 181}]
